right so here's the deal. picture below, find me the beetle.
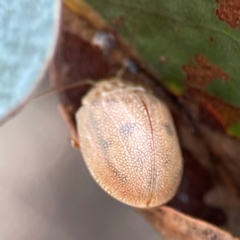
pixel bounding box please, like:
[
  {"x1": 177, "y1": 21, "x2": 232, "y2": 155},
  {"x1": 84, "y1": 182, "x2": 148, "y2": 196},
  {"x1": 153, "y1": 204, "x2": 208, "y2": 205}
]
[{"x1": 75, "y1": 78, "x2": 183, "y2": 208}]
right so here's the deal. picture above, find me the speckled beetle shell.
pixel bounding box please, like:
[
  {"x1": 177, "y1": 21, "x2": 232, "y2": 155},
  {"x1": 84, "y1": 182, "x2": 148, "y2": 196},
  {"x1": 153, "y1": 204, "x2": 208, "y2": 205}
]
[{"x1": 76, "y1": 78, "x2": 183, "y2": 208}]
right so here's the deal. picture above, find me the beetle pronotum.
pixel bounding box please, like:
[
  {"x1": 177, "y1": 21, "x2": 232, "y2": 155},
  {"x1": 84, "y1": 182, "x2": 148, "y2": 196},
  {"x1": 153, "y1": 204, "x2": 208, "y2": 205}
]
[{"x1": 75, "y1": 78, "x2": 183, "y2": 208}]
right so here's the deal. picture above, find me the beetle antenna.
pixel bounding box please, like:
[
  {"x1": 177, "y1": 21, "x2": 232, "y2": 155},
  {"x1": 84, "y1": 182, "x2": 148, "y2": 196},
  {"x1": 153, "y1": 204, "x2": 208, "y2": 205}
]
[
  {"x1": 34, "y1": 79, "x2": 95, "y2": 100},
  {"x1": 35, "y1": 26, "x2": 138, "y2": 100}
]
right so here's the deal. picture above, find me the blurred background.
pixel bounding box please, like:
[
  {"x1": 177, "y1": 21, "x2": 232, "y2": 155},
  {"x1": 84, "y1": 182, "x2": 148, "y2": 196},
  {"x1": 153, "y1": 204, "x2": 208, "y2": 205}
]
[{"x1": 0, "y1": 76, "x2": 160, "y2": 240}]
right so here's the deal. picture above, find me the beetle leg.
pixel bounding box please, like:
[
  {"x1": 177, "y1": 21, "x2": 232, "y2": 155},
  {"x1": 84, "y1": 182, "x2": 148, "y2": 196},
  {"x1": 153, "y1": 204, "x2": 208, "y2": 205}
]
[
  {"x1": 70, "y1": 137, "x2": 80, "y2": 149},
  {"x1": 58, "y1": 104, "x2": 80, "y2": 149}
]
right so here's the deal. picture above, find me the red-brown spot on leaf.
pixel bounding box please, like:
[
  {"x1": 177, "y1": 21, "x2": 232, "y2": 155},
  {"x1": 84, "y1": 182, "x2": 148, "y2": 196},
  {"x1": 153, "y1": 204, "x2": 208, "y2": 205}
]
[
  {"x1": 216, "y1": 0, "x2": 240, "y2": 28},
  {"x1": 182, "y1": 55, "x2": 229, "y2": 90},
  {"x1": 183, "y1": 88, "x2": 240, "y2": 132},
  {"x1": 199, "y1": 93, "x2": 240, "y2": 130},
  {"x1": 182, "y1": 55, "x2": 240, "y2": 132}
]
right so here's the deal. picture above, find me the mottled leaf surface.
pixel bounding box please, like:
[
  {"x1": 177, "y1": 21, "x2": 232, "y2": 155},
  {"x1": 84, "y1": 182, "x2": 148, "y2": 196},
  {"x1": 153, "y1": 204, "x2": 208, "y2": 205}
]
[{"x1": 84, "y1": 0, "x2": 240, "y2": 137}]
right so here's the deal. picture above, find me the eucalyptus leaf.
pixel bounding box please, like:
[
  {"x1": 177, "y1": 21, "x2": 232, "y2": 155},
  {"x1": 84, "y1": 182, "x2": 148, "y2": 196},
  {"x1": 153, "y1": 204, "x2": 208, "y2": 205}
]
[
  {"x1": 0, "y1": 0, "x2": 60, "y2": 125},
  {"x1": 85, "y1": 0, "x2": 240, "y2": 107}
]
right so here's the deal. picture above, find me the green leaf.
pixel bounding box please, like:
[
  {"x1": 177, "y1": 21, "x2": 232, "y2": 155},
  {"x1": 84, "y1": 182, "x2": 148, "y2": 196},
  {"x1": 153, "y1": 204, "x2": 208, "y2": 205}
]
[
  {"x1": 85, "y1": 0, "x2": 240, "y2": 107},
  {"x1": 228, "y1": 121, "x2": 240, "y2": 139}
]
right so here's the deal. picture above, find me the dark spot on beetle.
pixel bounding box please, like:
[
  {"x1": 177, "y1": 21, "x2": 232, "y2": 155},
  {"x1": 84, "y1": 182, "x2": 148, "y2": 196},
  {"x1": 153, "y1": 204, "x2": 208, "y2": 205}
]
[
  {"x1": 89, "y1": 113, "x2": 111, "y2": 152},
  {"x1": 89, "y1": 114, "x2": 128, "y2": 183},
  {"x1": 162, "y1": 123, "x2": 174, "y2": 136},
  {"x1": 215, "y1": 0, "x2": 240, "y2": 28},
  {"x1": 120, "y1": 123, "x2": 136, "y2": 136},
  {"x1": 100, "y1": 140, "x2": 128, "y2": 182},
  {"x1": 101, "y1": 139, "x2": 111, "y2": 150}
]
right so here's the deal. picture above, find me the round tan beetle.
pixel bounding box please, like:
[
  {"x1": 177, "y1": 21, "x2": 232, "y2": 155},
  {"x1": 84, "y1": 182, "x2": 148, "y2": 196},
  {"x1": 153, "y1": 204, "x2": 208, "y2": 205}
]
[{"x1": 76, "y1": 78, "x2": 183, "y2": 208}]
